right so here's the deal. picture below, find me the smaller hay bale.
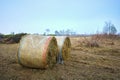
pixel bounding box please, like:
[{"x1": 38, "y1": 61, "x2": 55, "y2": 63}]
[
  {"x1": 55, "y1": 36, "x2": 71, "y2": 63},
  {"x1": 18, "y1": 35, "x2": 58, "y2": 69}
]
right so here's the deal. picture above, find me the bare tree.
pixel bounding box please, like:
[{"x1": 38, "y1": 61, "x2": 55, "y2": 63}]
[
  {"x1": 103, "y1": 21, "x2": 117, "y2": 35},
  {"x1": 45, "y1": 29, "x2": 50, "y2": 35},
  {"x1": 66, "y1": 29, "x2": 70, "y2": 35},
  {"x1": 55, "y1": 30, "x2": 59, "y2": 36}
]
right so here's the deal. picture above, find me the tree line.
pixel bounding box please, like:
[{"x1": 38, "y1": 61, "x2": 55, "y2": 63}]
[
  {"x1": 44, "y1": 21, "x2": 118, "y2": 36},
  {"x1": 0, "y1": 33, "x2": 27, "y2": 43},
  {"x1": 0, "y1": 21, "x2": 119, "y2": 44},
  {"x1": 44, "y1": 29, "x2": 76, "y2": 36}
]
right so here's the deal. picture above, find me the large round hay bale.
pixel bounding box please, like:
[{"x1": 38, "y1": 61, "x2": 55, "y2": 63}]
[
  {"x1": 55, "y1": 36, "x2": 71, "y2": 63},
  {"x1": 17, "y1": 35, "x2": 58, "y2": 69}
]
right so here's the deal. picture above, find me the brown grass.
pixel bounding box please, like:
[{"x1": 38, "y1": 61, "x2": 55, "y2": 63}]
[{"x1": 0, "y1": 36, "x2": 120, "y2": 80}]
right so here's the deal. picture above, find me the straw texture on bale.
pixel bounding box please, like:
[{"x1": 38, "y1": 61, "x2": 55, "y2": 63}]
[
  {"x1": 18, "y1": 35, "x2": 58, "y2": 69},
  {"x1": 55, "y1": 36, "x2": 71, "y2": 61}
]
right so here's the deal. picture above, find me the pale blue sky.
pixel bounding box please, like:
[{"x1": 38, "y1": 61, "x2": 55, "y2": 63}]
[{"x1": 0, "y1": 0, "x2": 120, "y2": 34}]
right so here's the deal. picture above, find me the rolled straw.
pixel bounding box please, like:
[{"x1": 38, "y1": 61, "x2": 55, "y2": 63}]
[{"x1": 18, "y1": 35, "x2": 58, "y2": 69}]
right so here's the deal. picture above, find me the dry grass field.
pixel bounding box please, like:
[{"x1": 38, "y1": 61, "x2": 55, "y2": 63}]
[{"x1": 0, "y1": 36, "x2": 120, "y2": 80}]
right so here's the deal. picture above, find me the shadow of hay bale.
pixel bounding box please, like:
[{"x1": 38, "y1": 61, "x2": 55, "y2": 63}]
[{"x1": 55, "y1": 36, "x2": 71, "y2": 64}]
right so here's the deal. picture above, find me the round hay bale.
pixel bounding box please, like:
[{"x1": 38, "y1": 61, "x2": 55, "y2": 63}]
[
  {"x1": 55, "y1": 36, "x2": 71, "y2": 62},
  {"x1": 17, "y1": 35, "x2": 58, "y2": 69}
]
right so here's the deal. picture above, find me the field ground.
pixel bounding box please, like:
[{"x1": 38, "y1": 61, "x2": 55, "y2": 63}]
[{"x1": 0, "y1": 36, "x2": 120, "y2": 80}]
